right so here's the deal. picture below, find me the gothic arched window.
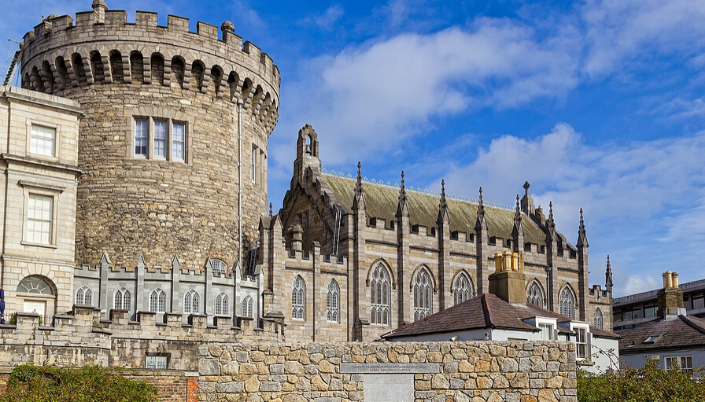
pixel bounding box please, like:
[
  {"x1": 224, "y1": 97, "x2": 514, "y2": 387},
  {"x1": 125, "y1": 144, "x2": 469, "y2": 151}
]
[
  {"x1": 114, "y1": 288, "x2": 131, "y2": 310},
  {"x1": 371, "y1": 265, "x2": 391, "y2": 325},
  {"x1": 215, "y1": 293, "x2": 229, "y2": 316},
  {"x1": 242, "y1": 295, "x2": 254, "y2": 318},
  {"x1": 149, "y1": 288, "x2": 167, "y2": 313},
  {"x1": 292, "y1": 276, "x2": 305, "y2": 320},
  {"x1": 594, "y1": 308, "x2": 604, "y2": 330},
  {"x1": 327, "y1": 280, "x2": 340, "y2": 323},
  {"x1": 559, "y1": 287, "x2": 575, "y2": 319},
  {"x1": 453, "y1": 274, "x2": 474, "y2": 305},
  {"x1": 414, "y1": 269, "x2": 433, "y2": 321},
  {"x1": 184, "y1": 290, "x2": 199, "y2": 314},
  {"x1": 527, "y1": 282, "x2": 544, "y2": 307},
  {"x1": 76, "y1": 286, "x2": 93, "y2": 306}
]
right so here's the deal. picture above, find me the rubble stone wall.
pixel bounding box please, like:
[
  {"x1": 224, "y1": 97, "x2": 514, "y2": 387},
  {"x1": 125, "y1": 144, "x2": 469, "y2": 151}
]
[{"x1": 198, "y1": 341, "x2": 578, "y2": 402}]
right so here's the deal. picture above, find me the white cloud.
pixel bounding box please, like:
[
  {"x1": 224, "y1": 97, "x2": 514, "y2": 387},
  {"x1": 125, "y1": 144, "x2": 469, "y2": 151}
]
[
  {"x1": 278, "y1": 19, "x2": 579, "y2": 168},
  {"x1": 581, "y1": 0, "x2": 705, "y2": 77},
  {"x1": 311, "y1": 6, "x2": 344, "y2": 31}
]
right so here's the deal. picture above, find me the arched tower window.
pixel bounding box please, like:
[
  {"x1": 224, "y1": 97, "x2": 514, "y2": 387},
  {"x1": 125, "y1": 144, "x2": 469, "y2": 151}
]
[
  {"x1": 90, "y1": 51, "x2": 105, "y2": 84},
  {"x1": 172, "y1": 56, "x2": 185, "y2": 88},
  {"x1": 370, "y1": 265, "x2": 391, "y2": 325},
  {"x1": 327, "y1": 280, "x2": 340, "y2": 323},
  {"x1": 453, "y1": 273, "x2": 474, "y2": 305},
  {"x1": 242, "y1": 295, "x2": 254, "y2": 318},
  {"x1": 75, "y1": 286, "x2": 93, "y2": 306},
  {"x1": 149, "y1": 288, "x2": 167, "y2": 313},
  {"x1": 594, "y1": 308, "x2": 604, "y2": 330},
  {"x1": 183, "y1": 290, "x2": 199, "y2": 314},
  {"x1": 109, "y1": 51, "x2": 124, "y2": 82},
  {"x1": 114, "y1": 288, "x2": 131, "y2": 310},
  {"x1": 559, "y1": 287, "x2": 575, "y2": 319},
  {"x1": 292, "y1": 275, "x2": 305, "y2": 320},
  {"x1": 527, "y1": 282, "x2": 544, "y2": 307},
  {"x1": 151, "y1": 53, "x2": 165, "y2": 86},
  {"x1": 414, "y1": 268, "x2": 432, "y2": 321},
  {"x1": 130, "y1": 51, "x2": 144, "y2": 84},
  {"x1": 215, "y1": 293, "x2": 229, "y2": 316}
]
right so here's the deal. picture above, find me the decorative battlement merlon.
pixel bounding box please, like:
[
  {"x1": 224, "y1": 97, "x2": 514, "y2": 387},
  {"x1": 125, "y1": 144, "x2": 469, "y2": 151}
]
[{"x1": 168, "y1": 14, "x2": 189, "y2": 32}]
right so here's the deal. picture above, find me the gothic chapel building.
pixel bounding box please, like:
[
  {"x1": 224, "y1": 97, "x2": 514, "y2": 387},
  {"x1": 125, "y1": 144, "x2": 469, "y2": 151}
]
[{"x1": 260, "y1": 126, "x2": 613, "y2": 342}]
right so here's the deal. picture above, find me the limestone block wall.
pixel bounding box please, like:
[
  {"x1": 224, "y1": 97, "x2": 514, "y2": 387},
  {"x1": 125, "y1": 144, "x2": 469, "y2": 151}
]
[{"x1": 198, "y1": 341, "x2": 578, "y2": 402}]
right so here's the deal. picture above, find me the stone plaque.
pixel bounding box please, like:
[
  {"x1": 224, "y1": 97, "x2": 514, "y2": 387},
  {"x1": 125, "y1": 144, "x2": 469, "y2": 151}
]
[
  {"x1": 363, "y1": 374, "x2": 414, "y2": 402},
  {"x1": 340, "y1": 363, "x2": 439, "y2": 374}
]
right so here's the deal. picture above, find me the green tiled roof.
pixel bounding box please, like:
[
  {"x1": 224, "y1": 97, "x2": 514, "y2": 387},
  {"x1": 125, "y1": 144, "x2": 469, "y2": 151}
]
[{"x1": 324, "y1": 174, "x2": 547, "y2": 245}]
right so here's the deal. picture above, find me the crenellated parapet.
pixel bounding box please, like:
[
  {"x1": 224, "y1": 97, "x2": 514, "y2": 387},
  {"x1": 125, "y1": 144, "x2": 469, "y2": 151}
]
[
  {"x1": 21, "y1": 5, "x2": 279, "y2": 133},
  {"x1": 0, "y1": 305, "x2": 284, "y2": 370}
]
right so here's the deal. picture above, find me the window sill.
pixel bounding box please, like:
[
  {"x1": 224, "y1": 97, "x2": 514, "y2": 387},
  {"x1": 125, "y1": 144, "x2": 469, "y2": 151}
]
[
  {"x1": 576, "y1": 360, "x2": 595, "y2": 366},
  {"x1": 21, "y1": 241, "x2": 57, "y2": 249}
]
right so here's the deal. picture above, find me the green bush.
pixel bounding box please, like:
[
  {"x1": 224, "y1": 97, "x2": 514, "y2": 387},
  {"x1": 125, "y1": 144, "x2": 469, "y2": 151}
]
[
  {"x1": 0, "y1": 364, "x2": 157, "y2": 402},
  {"x1": 578, "y1": 359, "x2": 705, "y2": 402}
]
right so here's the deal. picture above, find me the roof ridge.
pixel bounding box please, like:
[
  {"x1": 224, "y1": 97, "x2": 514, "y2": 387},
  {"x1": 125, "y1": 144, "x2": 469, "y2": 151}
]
[
  {"x1": 679, "y1": 315, "x2": 705, "y2": 335},
  {"x1": 481, "y1": 294, "x2": 493, "y2": 327}
]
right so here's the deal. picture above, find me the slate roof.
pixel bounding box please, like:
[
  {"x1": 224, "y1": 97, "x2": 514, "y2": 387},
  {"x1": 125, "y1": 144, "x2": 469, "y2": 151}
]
[
  {"x1": 381, "y1": 293, "x2": 619, "y2": 340},
  {"x1": 618, "y1": 315, "x2": 705, "y2": 354},
  {"x1": 323, "y1": 174, "x2": 548, "y2": 245}
]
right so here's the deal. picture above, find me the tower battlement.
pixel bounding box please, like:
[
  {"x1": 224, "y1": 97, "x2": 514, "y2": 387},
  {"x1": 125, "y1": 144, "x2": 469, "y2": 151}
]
[{"x1": 21, "y1": 4, "x2": 279, "y2": 133}]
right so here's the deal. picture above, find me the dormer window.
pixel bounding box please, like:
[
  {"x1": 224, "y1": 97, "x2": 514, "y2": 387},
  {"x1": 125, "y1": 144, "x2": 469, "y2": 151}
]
[{"x1": 534, "y1": 317, "x2": 557, "y2": 340}]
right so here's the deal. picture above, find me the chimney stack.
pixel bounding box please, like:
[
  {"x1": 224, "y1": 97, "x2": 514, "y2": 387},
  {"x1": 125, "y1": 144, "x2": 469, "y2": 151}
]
[
  {"x1": 657, "y1": 271, "x2": 685, "y2": 320},
  {"x1": 489, "y1": 252, "x2": 526, "y2": 303}
]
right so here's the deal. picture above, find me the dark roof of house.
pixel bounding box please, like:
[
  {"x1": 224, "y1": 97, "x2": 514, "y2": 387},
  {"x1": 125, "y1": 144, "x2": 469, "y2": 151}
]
[
  {"x1": 381, "y1": 293, "x2": 619, "y2": 340},
  {"x1": 323, "y1": 174, "x2": 549, "y2": 245},
  {"x1": 619, "y1": 315, "x2": 705, "y2": 353}
]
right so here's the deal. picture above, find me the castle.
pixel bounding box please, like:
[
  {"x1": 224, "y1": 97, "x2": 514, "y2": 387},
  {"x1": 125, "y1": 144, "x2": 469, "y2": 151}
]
[{"x1": 0, "y1": 1, "x2": 613, "y2": 348}]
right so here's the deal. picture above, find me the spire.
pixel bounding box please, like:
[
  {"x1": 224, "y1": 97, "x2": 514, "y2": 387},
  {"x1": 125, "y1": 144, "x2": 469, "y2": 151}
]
[
  {"x1": 440, "y1": 179, "x2": 447, "y2": 210},
  {"x1": 605, "y1": 255, "x2": 613, "y2": 291},
  {"x1": 353, "y1": 161, "x2": 366, "y2": 211},
  {"x1": 478, "y1": 187, "x2": 485, "y2": 215},
  {"x1": 475, "y1": 187, "x2": 487, "y2": 232},
  {"x1": 437, "y1": 179, "x2": 449, "y2": 225},
  {"x1": 512, "y1": 194, "x2": 524, "y2": 250},
  {"x1": 577, "y1": 208, "x2": 588, "y2": 248},
  {"x1": 396, "y1": 171, "x2": 409, "y2": 218}
]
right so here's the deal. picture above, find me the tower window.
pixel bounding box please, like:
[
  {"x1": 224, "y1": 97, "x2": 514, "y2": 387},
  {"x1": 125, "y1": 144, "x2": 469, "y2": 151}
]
[{"x1": 132, "y1": 116, "x2": 187, "y2": 162}]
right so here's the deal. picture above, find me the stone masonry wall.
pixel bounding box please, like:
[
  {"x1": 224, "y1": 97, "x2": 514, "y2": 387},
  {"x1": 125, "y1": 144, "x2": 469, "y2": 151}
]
[
  {"x1": 198, "y1": 341, "x2": 578, "y2": 402},
  {"x1": 20, "y1": 3, "x2": 280, "y2": 270}
]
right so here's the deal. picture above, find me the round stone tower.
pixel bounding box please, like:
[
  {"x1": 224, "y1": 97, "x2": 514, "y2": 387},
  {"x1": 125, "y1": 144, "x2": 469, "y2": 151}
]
[{"x1": 20, "y1": 1, "x2": 279, "y2": 270}]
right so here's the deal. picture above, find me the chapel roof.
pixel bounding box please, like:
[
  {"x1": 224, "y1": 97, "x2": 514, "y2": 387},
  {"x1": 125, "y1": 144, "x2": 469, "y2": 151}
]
[{"x1": 323, "y1": 174, "x2": 548, "y2": 245}]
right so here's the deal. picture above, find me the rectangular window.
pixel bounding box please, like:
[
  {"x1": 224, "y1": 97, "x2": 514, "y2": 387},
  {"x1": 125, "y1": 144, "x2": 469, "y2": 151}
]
[
  {"x1": 27, "y1": 194, "x2": 53, "y2": 244},
  {"x1": 252, "y1": 145, "x2": 257, "y2": 183},
  {"x1": 154, "y1": 120, "x2": 167, "y2": 158},
  {"x1": 135, "y1": 118, "x2": 148, "y2": 157},
  {"x1": 644, "y1": 302, "x2": 658, "y2": 318},
  {"x1": 30, "y1": 125, "x2": 56, "y2": 157},
  {"x1": 145, "y1": 355, "x2": 168, "y2": 370},
  {"x1": 692, "y1": 293, "x2": 704, "y2": 310},
  {"x1": 576, "y1": 328, "x2": 588, "y2": 359},
  {"x1": 665, "y1": 356, "x2": 693, "y2": 373},
  {"x1": 539, "y1": 323, "x2": 556, "y2": 340},
  {"x1": 172, "y1": 122, "x2": 185, "y2": 161}
]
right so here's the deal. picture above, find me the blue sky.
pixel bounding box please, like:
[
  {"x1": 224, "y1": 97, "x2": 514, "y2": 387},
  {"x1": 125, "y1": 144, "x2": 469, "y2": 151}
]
[{"x1": 2, "y1": 0, "x2": 704, "y2": 297}]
